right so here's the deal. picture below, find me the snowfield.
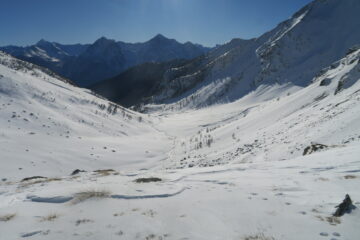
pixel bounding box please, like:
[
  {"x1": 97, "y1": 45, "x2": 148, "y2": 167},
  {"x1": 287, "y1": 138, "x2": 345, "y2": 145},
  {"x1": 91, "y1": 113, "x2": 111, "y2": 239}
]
[{"x1": 1, "y1": 44, "x2": 360, "y2": 239}]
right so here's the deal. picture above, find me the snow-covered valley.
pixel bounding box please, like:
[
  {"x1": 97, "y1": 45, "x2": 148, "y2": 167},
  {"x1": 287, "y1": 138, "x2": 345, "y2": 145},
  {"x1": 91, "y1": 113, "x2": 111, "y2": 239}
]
[
  {"x1": 1, "y1": 40, "x2": 360, "y2": 240},
  {"x1": 1, "y1": 0, "x2": 360, "y2": 238}
]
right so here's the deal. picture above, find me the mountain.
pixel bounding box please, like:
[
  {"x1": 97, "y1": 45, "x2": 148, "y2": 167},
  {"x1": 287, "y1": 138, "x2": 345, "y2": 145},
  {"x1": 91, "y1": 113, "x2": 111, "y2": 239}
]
[
  {"x1": 61, "y1": 37, "x2": 127, "y2": 86},
  {"x1": 95, "y1": 0, "x2": 358, "y2": 110},
  {"x1": 0, "y1": 35, "x2": 210, "y2": 86},
  {"x1": 132, "y1": 34, "x2": 209, "y2": 64},
  {"x1": 90, "y1": 59, "x2": 188, "y2": 107},
  {"x1": 0, "y1": 40, "x2": 89, "y2": 72}
]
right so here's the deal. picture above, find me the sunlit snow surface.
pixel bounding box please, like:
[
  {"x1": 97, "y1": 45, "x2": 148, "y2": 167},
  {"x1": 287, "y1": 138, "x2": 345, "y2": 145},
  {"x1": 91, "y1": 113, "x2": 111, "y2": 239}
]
[{"x1": 1, "y1": 46, "x2": 360, "y2": 240}]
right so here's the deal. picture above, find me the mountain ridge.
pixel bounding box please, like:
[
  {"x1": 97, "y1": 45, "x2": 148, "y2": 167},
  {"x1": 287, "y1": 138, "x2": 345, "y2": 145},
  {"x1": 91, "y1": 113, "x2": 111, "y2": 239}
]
[
  {"x1": 124, "y1": 0, "x2": 360, "y2": 111},
  {"x1": 0, "y1": 35, "x2": 211, "y2": 86}
]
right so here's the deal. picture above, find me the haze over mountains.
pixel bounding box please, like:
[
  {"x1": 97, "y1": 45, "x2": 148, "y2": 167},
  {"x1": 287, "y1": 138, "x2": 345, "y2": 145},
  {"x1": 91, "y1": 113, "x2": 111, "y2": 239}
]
[{"x1": 0, "y1": 34, "x2": 210, "y2": 87}]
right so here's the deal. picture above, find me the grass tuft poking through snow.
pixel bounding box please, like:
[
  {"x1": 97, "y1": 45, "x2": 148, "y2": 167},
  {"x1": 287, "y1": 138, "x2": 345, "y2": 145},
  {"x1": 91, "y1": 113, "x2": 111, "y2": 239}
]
[
  {"x1": 75, "y1": 219, "x2": 93, "y2": 226},
  {"x1": 39, "y1": 213, "x2": 60, "y2": 222},
  {"x1": 93, "y1": 169, "x2": 117, "y2": 177},
  {"x1": 0, "y1": 213, "x2": 16, "y2": 222},
  {"x1": 242, "y1": 232, "x2": 276, "y2": 240},
  {"x1": 71, "y1": 189, "x2": 111, "y2": 204},
  {"x1": 19, "y1": 177, "x2": 62, "y2": 188}
]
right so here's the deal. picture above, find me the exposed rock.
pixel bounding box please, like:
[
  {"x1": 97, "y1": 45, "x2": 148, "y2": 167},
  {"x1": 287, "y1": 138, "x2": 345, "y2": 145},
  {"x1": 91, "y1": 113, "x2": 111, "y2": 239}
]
[
  {"x1": 71, "y1": 169, "x2": 86, "y2": 175},
  {"x1": 134, "y1": 177, "x2": 162, "y2": 183},
  {"x1": 303, "y1": 143, "x2": 328, "y2": 155},
  {"x1": 333, "y1": 194, "x2": 356, "y2": 217},
  {"x1": 319, "y1": 78, "x2": 331, "y2": 86}
]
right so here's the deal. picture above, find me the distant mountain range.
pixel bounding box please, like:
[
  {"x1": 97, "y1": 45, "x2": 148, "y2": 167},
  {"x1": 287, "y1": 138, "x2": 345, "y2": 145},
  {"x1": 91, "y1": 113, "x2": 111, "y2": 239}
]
[
  {"x1": 0, "y1": 34, "x2": 210, "y2": 86},
  {"x1": 2, "y1": 0, "x2": 359, "y2": 110}
]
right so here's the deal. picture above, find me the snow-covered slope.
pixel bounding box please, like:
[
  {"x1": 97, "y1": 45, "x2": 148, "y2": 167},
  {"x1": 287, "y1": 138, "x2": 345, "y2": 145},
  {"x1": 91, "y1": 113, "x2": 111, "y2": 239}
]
[
  {"x1": 0, "y1": 51, "x2": 172, "y2": 179},
  {"x1": 1, "y1": 46, "x2": 359, "y2": 239},
  {"x1": 156, "y1": 46, "x2": 360, "y2": 169}
]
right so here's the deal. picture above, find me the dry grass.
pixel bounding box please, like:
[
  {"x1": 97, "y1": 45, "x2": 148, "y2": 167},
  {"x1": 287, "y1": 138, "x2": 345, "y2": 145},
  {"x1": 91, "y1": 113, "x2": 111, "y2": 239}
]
[
  {"x1": 344, "y1": 175, "x2": 358, "y2": 179},
  {"x1": 113, "y1": 212, "x2": 125, "y2": 217},
  {"x1": 75, "y1": 219, "x2": 93, "y2": 226},
  {"x1": 39, "y1": 213, "x2": 60, "y2": 222},
  {"x1": 316, "y1": 215, "x2": 341, "y2": 226},
  {"x1": 93, "y1": 169, "x2": 117, "y2": 177},
  {"x1": 326, "y1": 216, "x2": 341, "y2": 225},
  {"x1": 242, "y1": 232, "x2": 275, "y2": 240},
  {"x1": 19, "y1": 177, "x2": 62, "y2": 187},
  {"x1": 0, "y1": 213, "x2": 16, "y2": 222},
  {"x1": 71, "y1": 189, "x2": 111, "y2": 204},
  {"x1": 315, "y1": 177, "x2": 329, "y2": 181}
]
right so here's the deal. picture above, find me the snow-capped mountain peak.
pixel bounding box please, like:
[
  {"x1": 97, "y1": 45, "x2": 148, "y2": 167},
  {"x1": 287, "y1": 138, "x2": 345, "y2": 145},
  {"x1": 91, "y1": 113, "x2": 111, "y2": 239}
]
[{"x1": 0, "y1": 35, "x2": 210, "y2": 87}]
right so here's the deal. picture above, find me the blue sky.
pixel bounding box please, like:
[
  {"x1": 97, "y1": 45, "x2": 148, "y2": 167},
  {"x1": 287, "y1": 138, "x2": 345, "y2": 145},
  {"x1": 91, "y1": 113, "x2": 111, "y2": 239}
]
[{"x1": 0, "y1": 0, "x2": 313, "y2": 47}]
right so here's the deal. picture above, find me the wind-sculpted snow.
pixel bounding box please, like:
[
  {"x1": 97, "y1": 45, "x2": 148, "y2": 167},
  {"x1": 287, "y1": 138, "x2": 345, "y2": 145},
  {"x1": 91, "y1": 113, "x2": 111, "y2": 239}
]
[
  {"x1": 26, "y1": 189, "x2": 187, "y2": 203},
  {"x1": 110, "y1": 188, "x2": 187, "y2": 200},
  {"x1": 2, "y1": 145, "x2": 360, "y2": 239}
]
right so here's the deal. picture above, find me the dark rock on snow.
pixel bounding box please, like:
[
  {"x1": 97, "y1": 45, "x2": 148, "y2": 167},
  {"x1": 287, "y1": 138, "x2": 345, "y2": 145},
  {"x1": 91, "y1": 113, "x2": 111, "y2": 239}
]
[{"x1": 333, "y1": 194, "x2": 356, "y2": 217}]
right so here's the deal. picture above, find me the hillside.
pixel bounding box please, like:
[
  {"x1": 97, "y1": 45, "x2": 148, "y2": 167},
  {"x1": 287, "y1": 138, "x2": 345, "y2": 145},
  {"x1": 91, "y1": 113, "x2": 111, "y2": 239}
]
[
  {"x1": 0, "y1": 51, "x2": 172, "y2": 179},
  {"x1": 90, "y1": 59, "x2": 188, "y2": 107}
]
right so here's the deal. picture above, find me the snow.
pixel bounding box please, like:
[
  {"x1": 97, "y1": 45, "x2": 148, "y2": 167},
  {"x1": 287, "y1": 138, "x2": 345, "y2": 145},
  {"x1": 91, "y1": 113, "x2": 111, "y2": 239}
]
[
  {"x1": 0, "y1": 51, "x2": 172, "y2": 180},
  {"x1": 258, "y1": 9, "x2": 309, "y2": 51},
  {"x1": 1, "y1": 43, "x2": 360, "y2": 240}
]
